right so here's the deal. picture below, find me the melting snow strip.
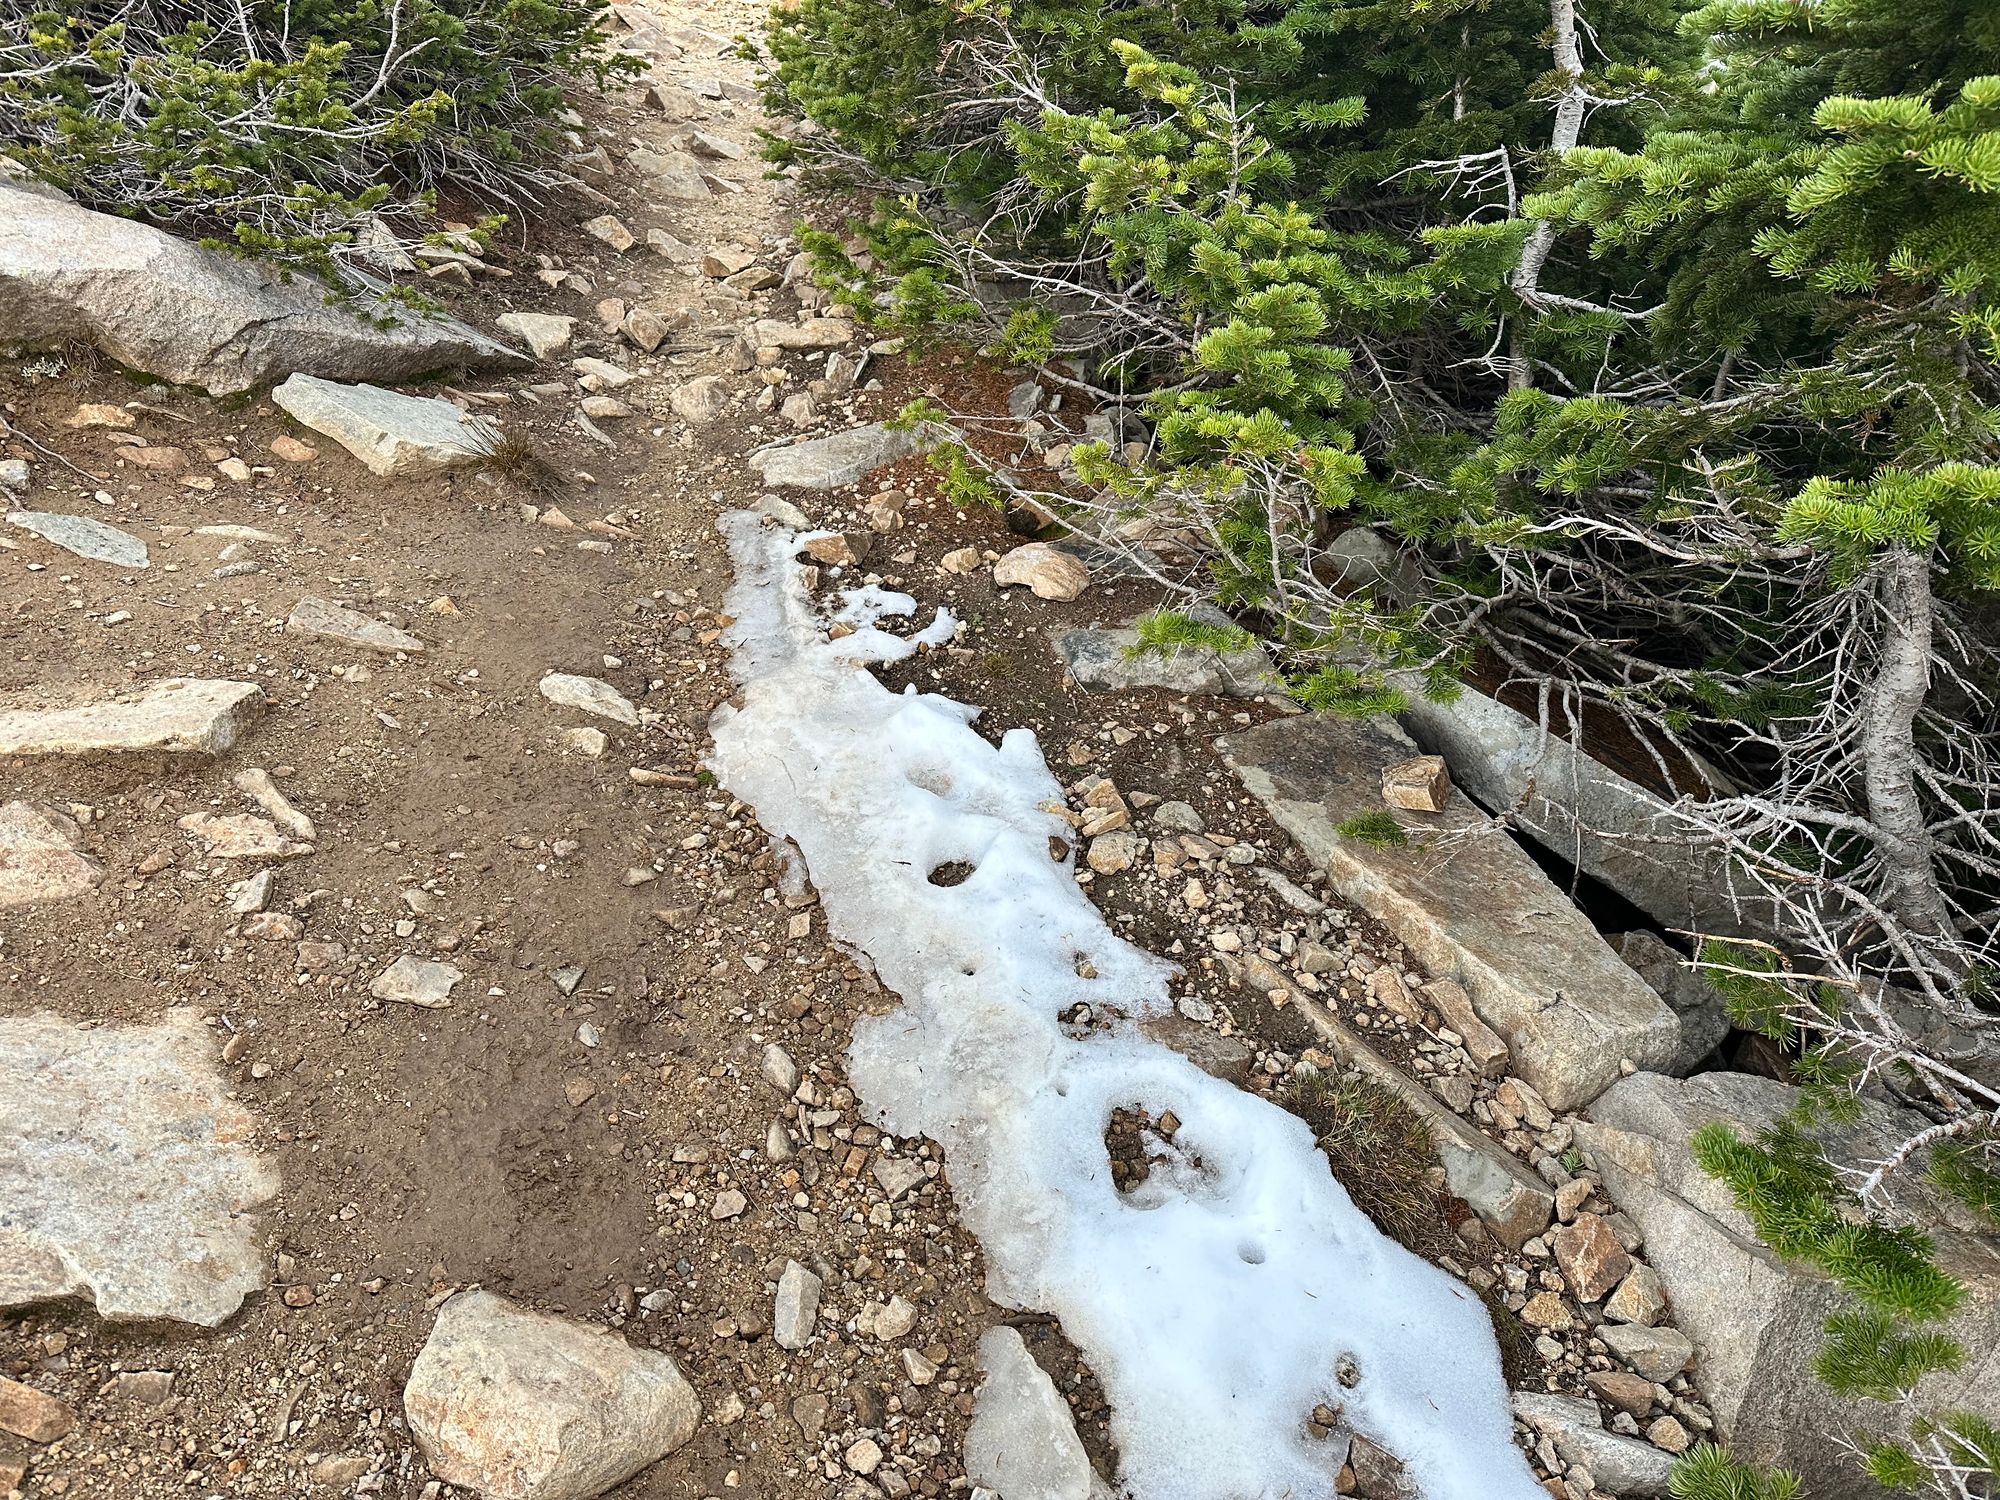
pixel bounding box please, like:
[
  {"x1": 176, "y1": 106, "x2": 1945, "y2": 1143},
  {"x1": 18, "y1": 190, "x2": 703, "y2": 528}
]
[{"x1": 706, "y1": 510, "x2": 1544, "y2": 1500}]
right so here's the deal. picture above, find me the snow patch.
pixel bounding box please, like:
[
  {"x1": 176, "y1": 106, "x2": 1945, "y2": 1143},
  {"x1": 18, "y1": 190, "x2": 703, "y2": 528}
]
[{"x1": 707, "y1": 511, "x2": 1543, "y2": 1500}]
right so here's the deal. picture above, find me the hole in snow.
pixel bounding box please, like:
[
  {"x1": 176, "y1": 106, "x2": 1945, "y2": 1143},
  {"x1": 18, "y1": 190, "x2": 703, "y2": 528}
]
[
  {"x1": 1237, "y1": 1239, "x2": 1267, "y2": 1265},
  {"x1": 1105, "y1": 1105, "x2": 1188, "y2": 1197},
  {"x1": 908, "y1": 766, "x2": 954, "y2": 797},
  {"x1": 928, "y1": 860, "x2": 975, "y2": 888}
]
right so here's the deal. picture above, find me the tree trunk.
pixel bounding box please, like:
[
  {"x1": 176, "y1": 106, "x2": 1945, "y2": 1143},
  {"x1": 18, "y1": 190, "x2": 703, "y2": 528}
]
[
  {"x1": 1509, "y1": 0, "x2": 1589, "y2": 390},
  {"x1": 1860, "y1": 546, "x2": 1962, "y2": 975}
]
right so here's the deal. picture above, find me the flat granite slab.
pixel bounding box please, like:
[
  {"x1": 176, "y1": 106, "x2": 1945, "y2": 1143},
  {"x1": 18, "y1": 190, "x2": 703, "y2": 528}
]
[
  {"x1": 0, "y1": 678, "x2": 262, "y2": 758},
  {"x1": 1218, "y1": 713, "x2": 1679, "y2": 1111}
]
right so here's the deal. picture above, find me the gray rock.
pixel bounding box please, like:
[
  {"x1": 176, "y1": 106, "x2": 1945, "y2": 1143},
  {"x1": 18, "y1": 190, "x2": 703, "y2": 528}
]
[
  {"x1": 760, "y1": 1043, "x2": 799, "y2": 1096},
  {"x1": 1614, "y1": 931, "x2": 1730, "y2": 1072},
  {"x1": 748, "y1": 318, "x2": 855, "y2": 352},
  {"x1": 6, "y1": 511, "x2": 148, "y2": 569},
  {"x1": 1218, "y1": 714, "x2": 1679, "y2": 1110},
  {"x1": 0, "y1": 801, "x2": 102, "y2": 909},
  {"x1": 1324, "y1": 525, "x2": 1423, "y2": 609},
  {"x1": 626, "y1": 147, "x2": 710, "y2": 199},
  {"x1": 0, "y1": 182, "x2": 525, "y2": 395},
  {"x1": 670, "y1": 376, "x2": 730, "y2": 425},
  {"x1": 1153, "y1": 800, "x2": 1203, "y2": 833},
  {"x1": 496, "y1": 312, "x2": 576, "y2": 359},
  {"x1": 748, "y1": 423, "x2": 918, "y2": 489},
  {"x1": 405, "y1": 1290, "x2": 699, "y2": 1500},
  {"x1": 1577, "y1": 1071, "x2": 2000, "y2": 1485},
  {"x1": 539, "y1": 673, "x2": 638, "y2": 726},
  {"x1": 1392, "y1": 673, "x2": 1764, "y2": 940},
  {"x1": 872, "y1": 1155, "x2": 927, "y2": 1202},
  {"x1": 1597, "y1": 1322, "x2": 1693, "y2": 1383},
  {"x1": 0, "y1": 1009, "x2": 278, "y2": 1325},
  {"x1": 1512, "y1": 1393, "x2": 1675, "y2": 1497},
  {"x1": 368, "y1": 956, "x2": 462, "y2": 1009},
  {"x1": 0, "y1": 459, "x2": 28, "y2": 491},
  {"x1": 773, "y1": 1259, "x2": 821, "y2": 1351},
  {"x1": 965, "y1": 1327, "x2": 1094, "y2": 1500},
  {"x1": 0, "y1": 678, "x2": 262, "y2": 758},
  {"x1": 286, "y1": 596, "x2": 424, "y2": 655},
  {"x1": 273, "y1": 375, "x2": 499, "y2": 477},
  {"x1": 1007, "y1": 381, "x2": 1044, "y2": 419},
  {"x1": 1295, "y1": 1002, "x2": 1552, "y2": 1249},
  {"x1": 1052, "y1": 609, "x2": 1283, "y2": 699}
]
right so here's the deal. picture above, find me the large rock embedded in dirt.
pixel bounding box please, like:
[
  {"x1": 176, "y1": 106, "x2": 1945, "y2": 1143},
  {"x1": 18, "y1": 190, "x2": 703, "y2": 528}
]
[
  {"x1": 1390, "y1": 672, "x2": 1766, "y2": 940},
  {"x1": 5, "y1": 511, "x2": 150, "y2": 570},
  {"x1": 0, "y1": 182, "x2": 528, "y2": 396},
  {"x1": 0, "y1": 802, "x2": 103, "y2": 909},
  {"x1": 405, "y1": 1290, "x2": 700, "y2": 1500},
  {"x1": 1575, "y1": 1071, "x2": 2000, "y2": 1489},
  {"x1": 747, "y1": 422, "x2": 917, "y2": 489},
  {"x1": 272, "y1": 375, "x2": 499, "y2": 478},
  {"x1": 1218, "y1": 713, "x2": 1679, "y2": 1110},
  {"x1": 0, "y1": 678, "x2": 263, "y2": 758},
  {"x1": 1051, "y1": 607, "x2": 1285, "y2": 699},
  {"x1": 0, "y1": 1010, "x2": 279, "y2": 1326}
]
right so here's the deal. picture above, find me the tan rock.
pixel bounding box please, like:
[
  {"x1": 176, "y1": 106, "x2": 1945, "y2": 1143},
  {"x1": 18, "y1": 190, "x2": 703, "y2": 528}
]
[
  {"x1": 1584, "y1": 1370, "x2": 1655, "y2": 1419},
  {"x1": 993, "y1": 542, "x2": 1089, "y2": 601},
  {"x1": 581, "y1": 214, "x2": 636, "y2": 253},
  {"x1": 0, "y1": 801, "x2": 102, "y2": 909},
  {"x1": 269, "y1": 435, "x2": 317, "y2": 463},
  {"x1": 178, "y1": 812, "x2": 313, "y2": 861},
  {"x1": 0, "y1": 678, "x2": 262, "y2": 759},
  {"x1": 940, "y1": 547, "x2": 981, "y2": 574},
  {"x1": 1552, "y1": 1212, "x2": 1632, "y2": 1303},
  {"x1": 0, "y1": 1378, "x2": 73, "y2": 1444},
  {"x1": 66, "y1": 402, "x2": 133, "y2": 430},
  {"x1": 1604, "y1": 1263, "x2": 1669, "y2": 1326},
  {"x1": 1381, "y1": 755, "x2": 1451, "y2": 812},
  {"x1": 803, "y1": 531, "x2": 870, "y2": 568},
  {"x1": 1519, "y1": 1290, "x2": 1574, "y2": 1330},
  {"x1": 1425, "y1": 979, "x2": 1509, "y2": 1076},
  {"x1": 405, "y1": 1290, "x2": 698, "y2": 1500}
]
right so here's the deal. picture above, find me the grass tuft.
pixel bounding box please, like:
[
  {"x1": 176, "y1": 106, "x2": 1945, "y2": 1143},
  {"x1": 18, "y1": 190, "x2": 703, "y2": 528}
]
[
  {"x1": 1279, "y1": 1068, "x2": 1437, "y2": 1244},
  {"x1": 471, "y1": 426, "x2": 571, "y2": 501}
]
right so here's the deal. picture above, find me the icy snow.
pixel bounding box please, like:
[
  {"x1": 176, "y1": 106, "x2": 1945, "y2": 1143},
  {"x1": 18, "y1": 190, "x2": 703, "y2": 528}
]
[{"x1": 707, "y1": 511, "x2": 1545, "y2": 1500}]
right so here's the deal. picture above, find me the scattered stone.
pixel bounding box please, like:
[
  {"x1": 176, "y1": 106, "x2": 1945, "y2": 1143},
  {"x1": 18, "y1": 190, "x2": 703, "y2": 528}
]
[
  {"x1": 773, "y1": 1260, "x2": 821, "y2": 1351},
  {"x1": 573, "y1": 357, "x2": 633, "y2": 389},
  {"x1": 939, "y1": 547, "x2": 980, "y2": 574},
  {"x1": 670, "y1": 377, "x2": 730, "y2": 425},
  {"x1": 845, "y1": 1438, "x2": 884, "y2": 1476},
  {"x1": 760, "y1": 1044, "x2": 799, "y2": 1096},
  {"x1": 1585, "y1": 1371, "x2": 1656, "y2": 1420},
  {"x1": 748, "y1": 317, "x2": 854, "y2": 351},
  {"x1": 368, "y1": 955, "x2": 462, "y2": 1009},
  {"x1": 802, "y1": 531, "x2": 870, "y2": 567},
  {"x1": 858, "y1": 1295, "x2": 918, "y2": 1342},
  {"x1": 0, "y1": 182, "x2": 525, "y2": 395},
  {"x1": 286, "y1": 595, "x2": 424, "y2": 655},
  {"x1": 1597, "y1": 1323, "x2": 1694, "y2": 1384},
  {"x1": 711, "y1": 1189, "x2": 747, "y2": 1220},
  {"x1": 627, "y1": 148, "x2": 708, "y2": 200},
  {"x1": 6, "y1": 511, "x2": 149, "y2": 569},
  {"x1": 0, "y1": 1009, "x2": 278, "y2": 1325},
  {"x1": 272, "y1": 375, "x2": 498, "y2": 478},
  {"x1": 107, "y1": 1371, "x2": 175, "y2": 1406},
  {"x1": 178, "y1": 812, "x2": 312, "y2": 861},
  {"x1": 269, "y1": 435, "x2": 317, "y2": 463},
  {"x1": 563, "y1": 726, "x2": 608, "y2": 758},
  {"x1": 1604, "y1": 1263, "x2": 1669, "y2": 1327},
  {"x1": 242, "y1": 911, "x2": 303, "y2": 941},
  {"x1": 1519, "y1": 1291, "x2": 1573, "y2": 1331},
  {"x1": 232, "y1": 767, "x2": 314, "y2": 842},
  {"x1": 539, "y1": 673, "x2": 639, "y2": 726},
  {"x1": 581, "y1": 214, "x2": 637, "y2": 252},
  {"x1": 0, "y1": 802, "x2": 102, "y2": 909},
  {"x1": 67, "y1": 402, "x2": 134, "y2": 430},
  {"x1": 872, "y1": 1155, "x2": 926, "y2": 1202},
  {"x1": 497, "y1": 312, "x2": 578, "y2": 359},
  {"x1": 1648, "y1": 1415, "x2": 1691, "y2": 1453},
  {"x1": 964, "y1": 1327, "x2": 1093, "y2": 1500},
  {"x1": 1553, "y1": 1212, "x2": 1632, "y2": 1303},
  {"x1": 404, "y1": 1290, "x2": 699, "y2": 1500},
  {"x1": 0, "y1": 1379, "x2": 74, "y2": 1444},
  {"x1": 0, "y1": 459, "x2": 26, "y2": 491},
  {"x1": 1512, "y1": 1393, "x2": 1676, "y2": 1499},
  {"x1": 1380, "y1": 755, "x2": 1451, "y2": 812},
  {"x1": 1087, "y1": 830, "x2": 1139, "y2": 874},
  {"x1": 227, "y1": 870, "x2": 273, "y2": 915},
  {"x1": 994, "y1": 542, "x2": 1089, "y2": 601},
  {"x1": 748, "y1": 423, "x2": 918, "y2": 489}
]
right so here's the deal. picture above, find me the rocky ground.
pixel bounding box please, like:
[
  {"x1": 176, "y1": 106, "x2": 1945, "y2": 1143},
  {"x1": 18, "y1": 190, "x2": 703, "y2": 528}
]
[{"x1": 0, "y1": 2, "x2": 1729, "y2": 1498}]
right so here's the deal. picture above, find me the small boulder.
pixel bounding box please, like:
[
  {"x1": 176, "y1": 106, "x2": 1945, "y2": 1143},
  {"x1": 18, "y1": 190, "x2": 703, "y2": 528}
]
[
  {"x1": 6, "y1": 511, "x2": 149, "y2": 569},
  {"x1": 368, "y1": 956, "x2": 462, "y2": 1009},
  {"x1": 539, "y1": 673, "x2": 639, "y2": 726},
  {"x1": 286, "y1": 596, "x2": 424, "y2": 655},
  {"x1": 1380, "y1": 755, "x2": 1451, "y2": 812},
  {"x1": 0, "y1": 802, "x2": 103, "y2": 909},
  {"x1": 272, "y1": 375, "x2": 497, "y2": 478},
  {"x1": 405, "y1": 1290, "x2": 699, "y2": 1500},
  {"x1": 670, "y1": 376, "x2": 730, "y2": 425},
  {"x1": 497, "y1": 312, "x2": 577, "y2": 360},
  {"x1": 994, "y1": 543, "x2": 1089, "y2": 602}
]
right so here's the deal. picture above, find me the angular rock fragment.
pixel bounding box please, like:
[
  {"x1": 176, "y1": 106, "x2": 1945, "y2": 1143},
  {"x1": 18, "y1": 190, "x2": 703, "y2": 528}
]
[
  {"x1": 1051, "y1": 608, "x2": 1282, "y2": 699},
  {"x1": 773, "y1": 1260, "x2": 821, "y2": 1351},
  {"x1": 1511, "y1": 1393, "x2": 1676, "y2": 1498},
  {"x1": 405, "y1": 1290, "x2": 699, "y2": 1500},
  {"x1": 286, "y1": 596, "x2": 425, "y2": 655},
  {"x1": 0, "y1": 1010, "x2": 278, "y2": 1325},
  {"x1": 369, "y1": 956, "x2": 462, "y2": 1009},
  {"x1": 0, "y1": 182, "x2": 526, "y2": 396},
  {"x1": 994, "y1": 542, "x2": 1089, "y2": 601},
  {"x1": 0, "y1": 678, "x2": 262, "y2": 758},
  {"x1": 0, "y1": 802, "x2": 102, "y2": 908},
  {"x1": 496, "y1": 312, "x2": 576, "y2": 360},
  {"x1": 1380, "y1": 755, "x2": 1450, "y2": 812},
  {"x1": 178, "y1": 812, "x2": 313, "y2": 861},
  {"x1": 670, "y1": 376, "x2": 730, "y2": 426},
  {"x1": 272, "y1": 375, "x2": 498, "y2": 478},
  {"x1": 748, "y1": 423, "x2": 918, "y2": 489},
  {"x1": 539, "y1": 673, "x2": 639, "y2": 726},
  {"x1": 6, "y1": 511, "x2": 149, "y2": 569}
]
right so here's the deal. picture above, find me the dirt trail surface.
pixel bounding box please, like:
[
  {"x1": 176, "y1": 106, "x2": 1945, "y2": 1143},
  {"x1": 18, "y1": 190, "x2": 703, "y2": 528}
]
[{"x1": 0, "y1": 2, "x2": 1715, "y2": 1497}]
